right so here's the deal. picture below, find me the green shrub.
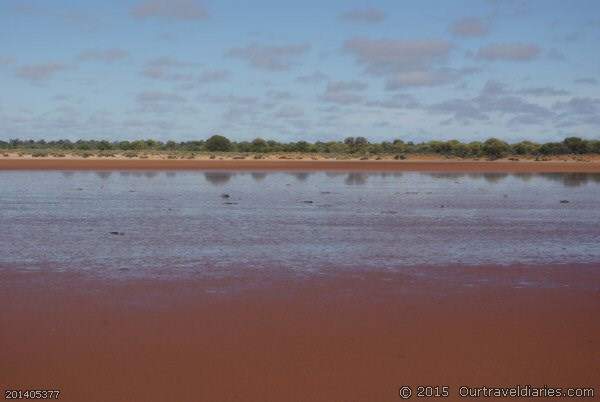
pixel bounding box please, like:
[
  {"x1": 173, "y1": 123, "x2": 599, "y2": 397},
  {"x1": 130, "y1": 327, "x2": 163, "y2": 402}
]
[
  {"x1": 539, "y1": 142, "x2": 568, "y2": 155},
  {"x1": 205, "y1": 135, "x2": 232, "y2": 152},
  {"x1": 482, "y1": 138, "x2": 511, "y2": 159},
  {"x1": 512, "y1": 141, "x2": 539, "y2": 155},
  {"x1": 563, "y1": 137, "x2": 589, "y2": 154}
]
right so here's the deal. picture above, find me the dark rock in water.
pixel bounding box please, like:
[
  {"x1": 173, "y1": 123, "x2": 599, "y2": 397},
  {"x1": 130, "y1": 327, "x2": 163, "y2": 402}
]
[
  {"x1": 109, "y1": 231, "x2": 125, "y2": 235},
  {"x1": 221, "y1": 193, "x2": 230, "y2": 199},
  {"x1": 223, "y1": 201, "x2": 238, "y2": 205},
  {"x1": 302, "y1": 200, "x2": 314, "y2": 204},
  {"x1": 560, "y1": 200, "x2": 570, "y2": 204},
  {"x1": 320, "y1": 191, "x2": 332, "y2": 194}
]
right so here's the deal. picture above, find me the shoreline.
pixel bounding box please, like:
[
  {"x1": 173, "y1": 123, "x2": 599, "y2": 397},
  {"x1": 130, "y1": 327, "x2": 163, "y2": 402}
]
[{"x1": 2, "y1": 157, "x2": 600, "y2": 172}]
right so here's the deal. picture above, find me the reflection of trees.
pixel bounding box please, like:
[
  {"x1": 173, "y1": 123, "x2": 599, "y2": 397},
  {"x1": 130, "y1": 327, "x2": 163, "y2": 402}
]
[
  {"x1": 423, "y1": 172, "x2": 507, "y2": 183},
  {"x1": 421, "y1": 172, "x2": 600, "y2": 187},
  {"x1": 61, "y1": 171, "x2": 75, "y2": 178},
  {"x1": 345, "y1": 173, "x2": 367, "y2": 185},
  {"x1": 95, "y1": 171, "x2": 112, "y2": 179},
  {"x1": 143, "y1": 171, "x2": 158, "y2": 178},
  {"x1": 165, "y1": 172, "x2": 176, "y2": 177},
  {"x1": 251, "y1": 172, "x2": 267, "y2": 182},
  {"x1": 289, "y1": 172, "x2": 311, "y2": 182},
  {"x1": 513, "y1": 173, "x2": 533, "y2": 182},
  {"x1": 379, "y1": 172, "x2": 403, "y2": 179},
  {"x1": 482, "y1": 173, "x2": 509, "y2": 184},
  {"x1": 204, "y1": 172, "x2": 233, "y2": 185},
  {"x1": 426, "y1": 173, "x2": 466, "y2": 180},
  {"x1": 538, "y1": 173, "x2": 600, "y2": 187}
]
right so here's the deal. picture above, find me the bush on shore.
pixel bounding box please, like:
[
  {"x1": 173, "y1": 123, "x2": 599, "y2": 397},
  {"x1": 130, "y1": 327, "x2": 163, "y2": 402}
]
[{"x1": 2, "y1": 135, "x2": 599, "y2": 158}]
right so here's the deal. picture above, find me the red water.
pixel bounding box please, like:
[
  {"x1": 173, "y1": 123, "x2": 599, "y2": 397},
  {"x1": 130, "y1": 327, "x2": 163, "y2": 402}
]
[{"x1": 1, "y1": 171, "x2": 599, "y2": 401}]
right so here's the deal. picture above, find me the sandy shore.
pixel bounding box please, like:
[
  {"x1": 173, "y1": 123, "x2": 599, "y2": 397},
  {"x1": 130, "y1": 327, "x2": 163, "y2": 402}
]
[
  {"x1": 1, "y1": 156, "x2": 600, "y2": 172},
  {"x1": 1, "y1": 265, "x2": 598, "y2": 402}
]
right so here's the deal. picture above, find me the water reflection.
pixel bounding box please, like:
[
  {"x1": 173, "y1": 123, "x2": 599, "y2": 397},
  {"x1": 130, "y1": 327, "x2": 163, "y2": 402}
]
[
  {"x1": 251, "y1": 172, "x2": 267, "y2": 182},
  {"x1": 421, "y1": 172, "x2": 600, "y2": 187},
  {"x1": 204, "y1": 172, "x2": 233, "y2": 185},
  {"x1": 345, "y1": 173, "x2": 368, "y2": 185},
  {"x1": 95, "y1": 172, "x2": 112, "y2": 179},
  {"x1": 289, "y1": 172, "x2": 311, "y2": 182},
  {"x1": 513, "y1": 173, "x2": 534, "y2": 182},
  {"x1": 538, "y1": 173, "x2": 600, "y2": 187},
  {"x1": 379, "y1": 172, "x2": 404, "y2": 178},
  {"x1": 3, "y1": 169, "x2": 600, "y2": 276},
  {"x1": 53, "y1": 170, "x2": 600, "y2": 188},
  {"x1": 482, "y1": 173, "x2": 509, "y2": 184}
]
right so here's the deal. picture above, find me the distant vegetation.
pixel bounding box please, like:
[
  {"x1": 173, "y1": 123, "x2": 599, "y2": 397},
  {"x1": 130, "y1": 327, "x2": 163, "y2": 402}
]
[{"x1": 1, "y1": 135, "x2": 599, "y2": 159}]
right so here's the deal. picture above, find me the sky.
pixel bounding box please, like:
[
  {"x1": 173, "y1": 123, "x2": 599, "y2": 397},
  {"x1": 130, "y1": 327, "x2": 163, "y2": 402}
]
[{"x1": 0, "y1": 0, "x2": 599, "y2": 143}]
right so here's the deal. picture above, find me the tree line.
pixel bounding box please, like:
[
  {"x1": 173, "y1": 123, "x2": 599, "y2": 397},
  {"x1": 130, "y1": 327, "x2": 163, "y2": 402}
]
[{"x1": 1, "y1": 135, "x2": 599, "y2": 158}]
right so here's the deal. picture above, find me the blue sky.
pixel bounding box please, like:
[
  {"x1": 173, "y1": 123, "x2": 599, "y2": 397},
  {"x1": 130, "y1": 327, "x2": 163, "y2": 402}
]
[{"x1": 1, "y1": 0, "x2": 599, "y2": 143}]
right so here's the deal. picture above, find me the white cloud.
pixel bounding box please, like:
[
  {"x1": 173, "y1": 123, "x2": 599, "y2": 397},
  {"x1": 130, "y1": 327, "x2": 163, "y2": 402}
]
[
  {"x1": 79, "y1": 49, "x2": 129, "y2": 63},
  {"x1": 450, "y1": 17, "x2": 490, "y2": 37},
  {"x1": 574, "y1": 77, "x2": 598, "y2": 85},
  {"x1": 475, "y1": 43, "x2": 540, "y2": 61},
  {"x1": 320, "y1": 80, "x2": 367, "y2": 105},
  {"x1": 16, "y1": 63, "x2": 68, "y2": 82},
  {"x1": 136, "y1": 91, "x2": 187, "y2": 113},
  {"x1": 385, "y1": 70, "x2": 456, "y2": 89},
  {"x1": 131, "y1": 0, "x2": 208, "y2": 21},
  {"x1": 296, "y1": 71, "x2": 329, "y2": 84},
  {"x1": 226, "y1": 43, "x2": 310, "y2": 71},
  {"x1": 343, "y1": 37, "x2": 453, "y2": 75},
  {"x1": 340, "y1": 8, "x2": 385, "y2": 24},
  {"x1": 198, "y1": 69, "x2": 230, "y2": 83}
]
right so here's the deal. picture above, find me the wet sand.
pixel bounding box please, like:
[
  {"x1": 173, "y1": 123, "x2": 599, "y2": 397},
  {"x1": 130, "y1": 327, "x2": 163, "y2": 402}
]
[
  {"x1": 1, "y1": 265, "x2": 598, "y2": 402},
  {"x1": 2, "y1": 157, "x2": 600, "y2": 172}
]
